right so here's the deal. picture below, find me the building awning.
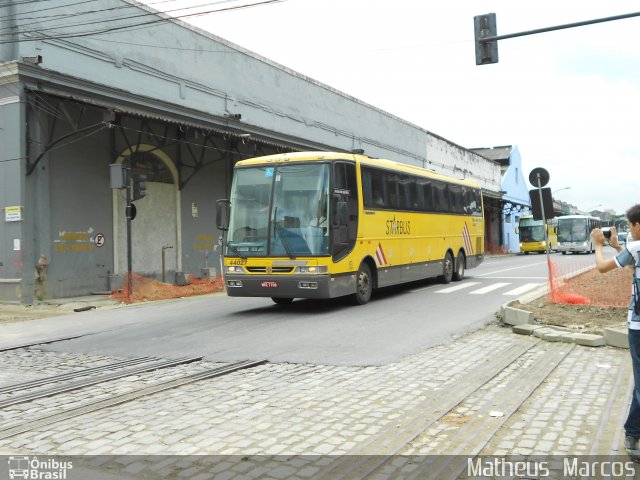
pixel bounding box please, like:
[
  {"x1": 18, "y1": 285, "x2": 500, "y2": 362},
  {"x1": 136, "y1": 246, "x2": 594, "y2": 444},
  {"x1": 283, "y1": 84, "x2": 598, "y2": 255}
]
[{"x1": 481, "y1": 189, "x2": 504, "y2": 200}]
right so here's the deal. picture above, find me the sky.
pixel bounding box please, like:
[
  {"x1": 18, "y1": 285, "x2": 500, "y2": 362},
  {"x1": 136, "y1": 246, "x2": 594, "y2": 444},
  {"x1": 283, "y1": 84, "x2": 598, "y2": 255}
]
[{"x1": 148, "y1": 0, "x2": 640, "y2": 214}]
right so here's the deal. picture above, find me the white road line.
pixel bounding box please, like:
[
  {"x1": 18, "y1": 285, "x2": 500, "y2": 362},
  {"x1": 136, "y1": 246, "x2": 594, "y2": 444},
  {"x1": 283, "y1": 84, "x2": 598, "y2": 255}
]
[
  {"x1": 470, "y1": 282, "x2": 511, "y2": 295},
  {"x1": 503, "y1": 283, "x2": 544, "y2": 296},
  {"x1": 434, "y1": 282, "x2": 481, "y2": 293},
  {"x1": 476, "y1": 262, "x2": 547, "y2": 277},
  {"x1": 480, "y1": 276, "x2": 548, "y2": 280}
]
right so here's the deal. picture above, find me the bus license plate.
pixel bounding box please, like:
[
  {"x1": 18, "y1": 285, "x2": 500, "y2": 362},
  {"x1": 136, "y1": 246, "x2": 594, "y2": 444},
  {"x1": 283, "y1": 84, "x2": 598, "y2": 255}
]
[{"x1": 261, "y1": 281, "x2": 278, "y2": 288}]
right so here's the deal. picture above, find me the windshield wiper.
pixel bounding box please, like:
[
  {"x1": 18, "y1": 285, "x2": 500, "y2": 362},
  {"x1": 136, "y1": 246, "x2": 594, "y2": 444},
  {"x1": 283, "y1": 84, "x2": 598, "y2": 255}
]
[
  {"x1": 225, "y1": 242, "x2": 246, "y2": 258},
  {"x1": 273, "y1": 219, "x2": 296, "y2": 260},
  {"x1": 272, "y1": 207, "x2": 296, "y2": 259}
]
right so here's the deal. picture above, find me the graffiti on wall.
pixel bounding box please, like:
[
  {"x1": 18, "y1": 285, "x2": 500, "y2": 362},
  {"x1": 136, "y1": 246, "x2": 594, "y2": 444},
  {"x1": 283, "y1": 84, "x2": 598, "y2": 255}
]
[{"x1": 54, "y1": 228, "x2": 104, "y2": 252}]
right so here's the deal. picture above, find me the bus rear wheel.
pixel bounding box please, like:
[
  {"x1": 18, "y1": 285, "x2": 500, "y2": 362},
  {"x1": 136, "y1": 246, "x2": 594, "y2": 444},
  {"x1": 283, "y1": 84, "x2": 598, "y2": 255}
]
[
  {"x1": 439, "y1": 252, "x2": 454, "y2": 284},
  {"x1": 453, "y1": 251, "x2": 465, "y2": 281},
  {"x1": 272, "y1": 297, "x2": 294, "y2": 305},
  {"x1": 352, "y1": 263, "x2": 372, "y2": 305}
]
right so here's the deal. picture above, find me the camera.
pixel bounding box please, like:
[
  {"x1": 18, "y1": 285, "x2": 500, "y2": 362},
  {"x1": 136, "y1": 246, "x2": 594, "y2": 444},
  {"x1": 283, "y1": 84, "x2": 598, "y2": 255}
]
[{"x1": 603, "y1": 230, "x2": 612, "y2": 239}]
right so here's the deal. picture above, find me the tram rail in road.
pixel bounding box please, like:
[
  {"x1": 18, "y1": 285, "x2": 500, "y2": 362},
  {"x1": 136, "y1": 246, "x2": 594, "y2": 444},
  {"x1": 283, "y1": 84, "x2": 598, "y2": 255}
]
[{"x1": 0, "y1": 359, "x2": 268, "y2": 440}]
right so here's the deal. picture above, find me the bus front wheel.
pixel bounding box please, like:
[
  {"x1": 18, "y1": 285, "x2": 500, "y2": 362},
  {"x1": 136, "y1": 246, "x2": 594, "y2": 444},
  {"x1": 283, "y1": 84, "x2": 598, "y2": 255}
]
[
  {"x1": 439, "y1": 252, "x2": 454, "y2": 284},
  {"x1": 352, "y1": 263, "x2": 372, "y2": 305}
]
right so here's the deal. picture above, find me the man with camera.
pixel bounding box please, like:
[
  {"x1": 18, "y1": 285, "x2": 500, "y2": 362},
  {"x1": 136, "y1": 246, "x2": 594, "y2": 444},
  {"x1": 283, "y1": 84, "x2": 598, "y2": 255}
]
[{"x1": 592, "y1": 204, "x2": 640, "y2": 462}]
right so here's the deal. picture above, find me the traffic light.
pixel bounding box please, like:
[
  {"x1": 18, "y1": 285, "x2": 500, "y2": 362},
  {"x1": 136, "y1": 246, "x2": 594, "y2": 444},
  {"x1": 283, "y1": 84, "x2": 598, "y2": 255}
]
[
  {"x1": 132, "y1": 174, "x2": 147, "y2": 201},
  {"x1": 529, "y1": 188, "x2": 554, "y2": 221},
  {"x1": 474, "y1": 13, "x2": 499, "y2": 65}
]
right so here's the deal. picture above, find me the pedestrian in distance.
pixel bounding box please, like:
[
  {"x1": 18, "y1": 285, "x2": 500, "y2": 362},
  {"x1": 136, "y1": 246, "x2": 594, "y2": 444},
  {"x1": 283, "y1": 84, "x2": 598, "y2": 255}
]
[{"x1": 592, "y1": 203, "x2": 640, "y2": 462}]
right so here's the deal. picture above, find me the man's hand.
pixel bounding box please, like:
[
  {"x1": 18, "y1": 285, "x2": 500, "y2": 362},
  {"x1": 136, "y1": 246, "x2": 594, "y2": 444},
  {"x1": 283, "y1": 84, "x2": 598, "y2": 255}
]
[
  {"x1": 610, "y1": 226, "x2": 620, "y2": 249},
  {"x1": 591, "y1": 228, "x2": 605, "y2": 247}
]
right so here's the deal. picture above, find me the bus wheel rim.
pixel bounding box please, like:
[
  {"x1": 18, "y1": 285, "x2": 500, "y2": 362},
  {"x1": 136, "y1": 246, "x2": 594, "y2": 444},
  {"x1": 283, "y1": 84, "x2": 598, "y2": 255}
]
[{"x1": 358, "y1": 271, "x2": 370, "y2": 296}]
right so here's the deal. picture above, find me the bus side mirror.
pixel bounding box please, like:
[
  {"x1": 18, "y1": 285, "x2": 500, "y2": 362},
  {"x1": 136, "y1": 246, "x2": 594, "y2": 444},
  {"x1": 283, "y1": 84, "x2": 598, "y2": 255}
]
[
  {"x1": 514, "y1": 226, "x2": 519, "y2": 234},
  {"x1": 216, "y1": 199, "x2": 230, "y2": 231},
  {"x1": 332, "y1": 199, "x2": 348, "y2": 228}
]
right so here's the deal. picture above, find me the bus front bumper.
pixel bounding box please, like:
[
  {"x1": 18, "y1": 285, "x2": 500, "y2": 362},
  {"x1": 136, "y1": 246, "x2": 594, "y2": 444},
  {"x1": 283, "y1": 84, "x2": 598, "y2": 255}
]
[{"x1": 224, "y1": 274, "x2": 353, "y2": 299}]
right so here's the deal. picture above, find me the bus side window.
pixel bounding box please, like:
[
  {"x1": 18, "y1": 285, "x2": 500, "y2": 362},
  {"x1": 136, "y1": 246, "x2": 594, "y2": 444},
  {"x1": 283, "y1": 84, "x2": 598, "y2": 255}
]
[
  {"x1": 385, "y1": 174, "x2": 399, "y2": 209},
  {"x1": 419, "y1": 180, "x2": 434, "y2": 212},
  {"x1": 433, "y1": 181, "x2": 448, "y2": 212},
  {"x1": 448, "y1": 184, "x2": 463, "y2": 214},
  {"x1": 399, "y1": 175, "x2": 415, "y2": 210},
  {"x1": 362, "y1": 167, "x2": 385, "y2": 209}
]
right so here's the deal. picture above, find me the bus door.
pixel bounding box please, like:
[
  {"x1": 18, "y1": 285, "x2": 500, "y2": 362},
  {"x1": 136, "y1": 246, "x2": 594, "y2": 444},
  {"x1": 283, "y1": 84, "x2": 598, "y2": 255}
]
[{"x1": 332, "y1": 162, "x2": 359, "y2": 262}]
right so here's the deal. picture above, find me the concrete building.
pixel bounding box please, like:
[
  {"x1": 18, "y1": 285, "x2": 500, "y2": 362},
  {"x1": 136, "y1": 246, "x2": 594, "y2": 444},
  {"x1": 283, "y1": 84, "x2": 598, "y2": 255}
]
[{"x1": 0, "y1": 0, "x2": 503, "y2": 302}]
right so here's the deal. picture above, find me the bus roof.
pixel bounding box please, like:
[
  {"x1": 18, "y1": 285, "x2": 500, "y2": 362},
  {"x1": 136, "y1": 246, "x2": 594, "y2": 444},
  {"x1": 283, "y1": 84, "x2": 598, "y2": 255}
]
[
  {"x1": 557, "y1": 214, "x2": 601, "y2": 220},
  {"x1": 235, "y1": 151, "x2": 481, "y2": 189}
]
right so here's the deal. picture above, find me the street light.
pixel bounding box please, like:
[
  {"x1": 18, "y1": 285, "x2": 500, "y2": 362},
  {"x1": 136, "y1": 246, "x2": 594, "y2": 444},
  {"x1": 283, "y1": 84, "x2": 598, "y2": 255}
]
[
  {"x1": 552, "y1": 187, "x2": 571, "y2": 195},
  {"x1": 585, "y1": 204, "x2": 603, "y2": 214}
]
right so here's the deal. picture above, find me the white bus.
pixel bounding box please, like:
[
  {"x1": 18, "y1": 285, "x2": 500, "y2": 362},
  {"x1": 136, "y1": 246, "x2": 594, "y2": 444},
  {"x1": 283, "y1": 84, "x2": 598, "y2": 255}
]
[{"x1": 556, "y1": 215, "x2": 602, "y2": 254}]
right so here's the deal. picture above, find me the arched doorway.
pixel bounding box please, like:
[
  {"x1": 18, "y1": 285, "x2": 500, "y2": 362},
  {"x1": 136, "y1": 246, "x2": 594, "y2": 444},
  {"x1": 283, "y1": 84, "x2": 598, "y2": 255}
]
[{"x1": 112, "y1": 145, "x2": 181, "y2": 280}]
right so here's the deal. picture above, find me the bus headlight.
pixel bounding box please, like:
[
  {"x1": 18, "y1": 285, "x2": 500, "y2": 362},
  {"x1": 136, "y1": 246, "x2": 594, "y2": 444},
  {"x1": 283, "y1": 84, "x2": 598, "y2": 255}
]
[
  {"x1": 297, "y1": 266, "x2": 328, "y2": 274},
  {"x1": 226, "y1": 266, "x2": 245, "y2": 273}
]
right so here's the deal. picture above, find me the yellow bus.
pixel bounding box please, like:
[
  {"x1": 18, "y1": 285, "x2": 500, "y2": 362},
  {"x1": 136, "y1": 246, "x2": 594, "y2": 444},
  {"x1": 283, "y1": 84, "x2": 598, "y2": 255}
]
[
  {"x1": 517, "y1": 215, "x2": 558, "y2": 254},
  {"x1": 216, "y1": 151, "x2": 485, "y2": 305}
]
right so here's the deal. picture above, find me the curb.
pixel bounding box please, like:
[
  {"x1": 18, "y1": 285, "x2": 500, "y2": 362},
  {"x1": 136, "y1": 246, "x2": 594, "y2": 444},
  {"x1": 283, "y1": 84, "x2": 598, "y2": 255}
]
[{"x1": 499, "y1": 284, "x2": 628, "y2": 349}]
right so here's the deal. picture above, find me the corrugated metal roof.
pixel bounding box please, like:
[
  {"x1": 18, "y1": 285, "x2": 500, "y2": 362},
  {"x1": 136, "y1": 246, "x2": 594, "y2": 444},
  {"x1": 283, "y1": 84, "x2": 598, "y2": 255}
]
[{"x1": 470, "y1": 146, "x2": 512, "y2": 165}]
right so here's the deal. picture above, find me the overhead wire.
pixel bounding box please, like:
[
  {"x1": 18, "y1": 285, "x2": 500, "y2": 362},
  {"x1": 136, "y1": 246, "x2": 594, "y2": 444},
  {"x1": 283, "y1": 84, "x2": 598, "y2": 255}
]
[
  {"x1": 0, "y1": 0, "x2": 287, "y2": 43},
  {"x1": 0, "y1": 0, "x2": 229, "y2": 32},
  {"x1": 0, "y1": 68, "x2": 69, "y2": 120}
]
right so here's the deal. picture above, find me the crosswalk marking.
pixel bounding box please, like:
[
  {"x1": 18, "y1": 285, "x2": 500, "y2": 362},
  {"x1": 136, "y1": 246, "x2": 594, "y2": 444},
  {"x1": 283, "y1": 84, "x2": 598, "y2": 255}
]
[
  {"x1": 470, "y1": 282, "x2": 511, "y2": 295},
  {"x1": 434, "y1": 282, "x2": 481, "y2": 293},
  {"x1": 416, "y1": 281, "x2": 545, "y2": 296},
  {"x1": 502, "y1": 283, "x2": 544, "y2": 296}
]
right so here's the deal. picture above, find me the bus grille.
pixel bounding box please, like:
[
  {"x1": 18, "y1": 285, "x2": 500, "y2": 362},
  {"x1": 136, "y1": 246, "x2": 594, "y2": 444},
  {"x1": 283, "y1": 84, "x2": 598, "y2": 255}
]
[{"x1": 246, "y1": 267, "x2": 295, "y2": 273}]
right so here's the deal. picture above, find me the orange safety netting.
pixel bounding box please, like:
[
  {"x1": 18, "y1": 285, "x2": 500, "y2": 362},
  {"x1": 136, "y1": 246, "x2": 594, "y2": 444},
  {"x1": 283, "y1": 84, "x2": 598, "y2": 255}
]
[
  {"x1": 111, "y1": 273, "x2": 224, "y2": 304},
  {"x1": 547, "y1": 256, "x2": 631, "y2": 307}
]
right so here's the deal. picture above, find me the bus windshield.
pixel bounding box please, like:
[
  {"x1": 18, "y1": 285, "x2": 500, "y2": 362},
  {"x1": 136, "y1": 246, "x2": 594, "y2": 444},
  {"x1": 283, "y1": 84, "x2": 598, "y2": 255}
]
[
  {"x1": 558, "y1": 218, "x2": 588, "y2": 242},
  {"x1": 519, "y1": 225, "x2": 546, "y2": 242},
  {"x1": 227, "y1": 163, "x2": 330, "y2": 257},
  {"x1": 518, "y1": 217, "x2": 546, "y2": 242}
]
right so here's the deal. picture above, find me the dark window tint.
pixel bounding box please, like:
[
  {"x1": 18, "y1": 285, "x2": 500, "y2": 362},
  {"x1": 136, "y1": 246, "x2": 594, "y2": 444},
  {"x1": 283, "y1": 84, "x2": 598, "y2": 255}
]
[{"x1": 361, "y1": 165, "x2": 480, "y2": 215}]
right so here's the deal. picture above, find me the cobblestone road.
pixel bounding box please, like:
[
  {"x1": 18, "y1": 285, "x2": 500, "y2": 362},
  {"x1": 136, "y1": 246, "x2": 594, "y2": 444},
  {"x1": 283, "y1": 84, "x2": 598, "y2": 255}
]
[{"x1": 0, "y1": 322, "x2": 633, "y2": 479}]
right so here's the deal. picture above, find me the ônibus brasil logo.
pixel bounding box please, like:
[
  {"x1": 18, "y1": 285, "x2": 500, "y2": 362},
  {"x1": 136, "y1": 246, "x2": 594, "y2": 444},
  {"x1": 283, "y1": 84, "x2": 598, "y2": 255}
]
[{"x1": 8, "y1": 456, "x2": 73, "y2": 479}]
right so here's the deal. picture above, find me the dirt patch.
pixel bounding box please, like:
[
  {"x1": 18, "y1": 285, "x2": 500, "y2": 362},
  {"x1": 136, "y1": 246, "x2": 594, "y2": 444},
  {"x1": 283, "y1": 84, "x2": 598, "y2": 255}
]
[
  {"x1": 441, "y1": 412, "x2": 469, "y2": 427},
  {"x1": 0, "y1": 276, "x2": 225, "y2": 325},
  {"x1": 548, "y1": 263, "x2": 631, "y2": 308},
  {"x1": 508, "y1": 299, "x2": 627, "y2": 335},
  {"x1": 111, "y1": 274, "x2": 224, "y2": 304},
  {"x1": 0, "y1": 302, "x2": 108, "y2": 325}
]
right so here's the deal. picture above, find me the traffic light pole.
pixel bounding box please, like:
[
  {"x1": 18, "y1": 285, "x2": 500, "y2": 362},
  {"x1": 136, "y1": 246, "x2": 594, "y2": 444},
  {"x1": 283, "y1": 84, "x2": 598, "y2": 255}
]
[
  {"x1": 535, "y1": 174, "x2": 551, "y2": 265},
  {"x1": 481, "y1": 11, "x2": 640, "y2": 44},
  {"x1": 475, "y1": 11, "x2": 640, "y2": 65},
  {"x1": 126, "y1": 162, "x2": 133, "y2": 303}
]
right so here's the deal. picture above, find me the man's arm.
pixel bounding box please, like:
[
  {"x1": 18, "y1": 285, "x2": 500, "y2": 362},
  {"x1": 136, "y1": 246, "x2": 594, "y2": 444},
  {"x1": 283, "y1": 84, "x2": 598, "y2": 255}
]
[{"x1": 592, "y1": 228, "x2": 618, "y2": 273}]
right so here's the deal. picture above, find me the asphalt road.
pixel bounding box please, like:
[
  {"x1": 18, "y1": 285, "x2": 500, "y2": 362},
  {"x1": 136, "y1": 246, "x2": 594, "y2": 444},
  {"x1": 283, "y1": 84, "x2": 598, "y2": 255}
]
[{"x1": 1, "y1": 253, "x2": 567, "y2": 366}]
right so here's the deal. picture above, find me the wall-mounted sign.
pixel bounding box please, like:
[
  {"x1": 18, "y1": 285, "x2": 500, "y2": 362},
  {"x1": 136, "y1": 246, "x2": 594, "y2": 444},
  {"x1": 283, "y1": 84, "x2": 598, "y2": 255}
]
[
  {"x1": 94, "y1": 233, "x2": 105, "y2": 247},
  {"x1": 5, "y1": 206, "x2": 22, "y2": 222}
]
